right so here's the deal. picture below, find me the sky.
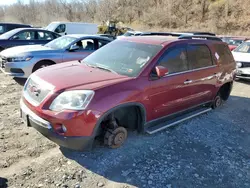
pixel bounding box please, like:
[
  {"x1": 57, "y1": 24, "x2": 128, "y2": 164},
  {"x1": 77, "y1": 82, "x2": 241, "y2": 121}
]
[
  {"x1": 0, "y1": 0, "x2": 48, "y2": 6},
  {"x1": 0, "y1": 0, "x2": 29, "y2": 6}
]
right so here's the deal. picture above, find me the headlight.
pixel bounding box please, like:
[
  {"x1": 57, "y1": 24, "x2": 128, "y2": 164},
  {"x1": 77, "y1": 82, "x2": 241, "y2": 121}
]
[
  {"x1": 236, "y1": 62, "x2": 242, "y2": 68},
  {"x1": 49, "y1": 90, "x2": 94, "y2": 111},
  {"x1": 8, "y1": 56, "x2": 33, "y2": 62}
]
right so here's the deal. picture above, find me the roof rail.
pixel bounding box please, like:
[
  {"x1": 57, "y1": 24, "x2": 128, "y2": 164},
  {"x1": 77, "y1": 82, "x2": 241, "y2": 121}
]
[{"x1": 178, "y1": 35, "x2": 222, "y2": 41}]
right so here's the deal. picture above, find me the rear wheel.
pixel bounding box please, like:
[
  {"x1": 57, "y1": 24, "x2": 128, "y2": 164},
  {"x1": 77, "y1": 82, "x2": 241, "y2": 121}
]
[
  {"x1": 212, "y1": 93, "x2": 222, "y2": 109},
  {"x1": 33, "y1": 61, "x2": 54, "y2": 72}
]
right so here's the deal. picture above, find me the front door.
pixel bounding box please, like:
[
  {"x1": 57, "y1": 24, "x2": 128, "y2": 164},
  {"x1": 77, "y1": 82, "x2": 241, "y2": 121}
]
[
  {"x1": 62, "y1": 39, "x2": 96, "y2": 62},
  {"x1": 148, "y1": 44, "x2": 197, "y2": 120}
]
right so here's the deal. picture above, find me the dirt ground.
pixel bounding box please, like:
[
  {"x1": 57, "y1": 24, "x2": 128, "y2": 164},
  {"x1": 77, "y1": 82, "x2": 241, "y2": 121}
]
[{"x1": 0, "y1": 71, "x2": 250, "y2": 188}]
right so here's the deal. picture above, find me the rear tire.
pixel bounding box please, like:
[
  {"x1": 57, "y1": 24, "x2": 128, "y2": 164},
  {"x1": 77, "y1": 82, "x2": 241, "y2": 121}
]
[
  {"x1": 33, "y1": 61, "x2": 54, "y2": 72},
  {"x1": 212, "y1": 93, "x2": 222, "y2": 109}
]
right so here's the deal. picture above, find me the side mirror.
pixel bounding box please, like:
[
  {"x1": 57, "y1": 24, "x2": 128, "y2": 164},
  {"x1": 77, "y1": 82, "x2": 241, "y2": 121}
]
[
  {"x1": 69, "y1": 45, "x2": 79, "y2": 51},
  {"x1": 155, "y1": 66, "x2": 169, "y2": 77},
  {"x1": 12, "y1": 36, "x2": 19, "y2": 40}
]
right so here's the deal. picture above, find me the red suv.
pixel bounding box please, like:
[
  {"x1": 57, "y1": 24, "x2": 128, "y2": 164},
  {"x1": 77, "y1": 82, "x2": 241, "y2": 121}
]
[{"x1": 20, "y1": 36, "x2": 236, "y2": 150}]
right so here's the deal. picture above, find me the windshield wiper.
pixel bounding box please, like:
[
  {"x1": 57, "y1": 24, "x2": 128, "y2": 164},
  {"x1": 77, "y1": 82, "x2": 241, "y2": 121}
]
[{"x1": 95, "y1": 65, "x2": 118, "y2": 74}]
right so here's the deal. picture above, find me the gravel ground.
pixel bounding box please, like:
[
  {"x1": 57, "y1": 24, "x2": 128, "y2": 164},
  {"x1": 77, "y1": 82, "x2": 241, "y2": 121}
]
[{"x1": 0, "y1": 72, "x2": 250, "y2": 188}]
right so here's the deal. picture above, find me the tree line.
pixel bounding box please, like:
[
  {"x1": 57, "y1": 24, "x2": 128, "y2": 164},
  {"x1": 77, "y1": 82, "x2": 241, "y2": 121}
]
[{"x1": 0, "y1": 0, "x2": 249, "y2": 35}]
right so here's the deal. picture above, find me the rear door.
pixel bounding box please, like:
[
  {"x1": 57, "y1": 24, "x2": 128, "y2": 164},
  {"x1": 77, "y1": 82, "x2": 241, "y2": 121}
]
[
  {"x1": 37, "y1": 30, "x2": 58, "y2": 45},
  {"x1": 185, "y1": 43, "x2": 218, "y2": 105},
  {"x1": 8, "y1": 30, "x2": 37, "y2": 47}
]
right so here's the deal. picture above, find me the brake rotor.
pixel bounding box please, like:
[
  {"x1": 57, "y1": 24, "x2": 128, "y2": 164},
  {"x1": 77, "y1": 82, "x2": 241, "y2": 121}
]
[{"x1": 104, "y1": 127, "x2": 128, "y2": 149}]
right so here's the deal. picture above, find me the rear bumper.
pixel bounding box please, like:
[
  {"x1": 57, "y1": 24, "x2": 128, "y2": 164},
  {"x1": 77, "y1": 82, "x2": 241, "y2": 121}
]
[{"x1": 20, "y1": 99, "x2": 94, "y2": 151}]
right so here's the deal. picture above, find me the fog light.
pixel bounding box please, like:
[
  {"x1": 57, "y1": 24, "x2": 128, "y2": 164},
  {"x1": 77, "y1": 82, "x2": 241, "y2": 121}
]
[{"x1": 62, "y1": 125, "x2": 67, "y2": 133}]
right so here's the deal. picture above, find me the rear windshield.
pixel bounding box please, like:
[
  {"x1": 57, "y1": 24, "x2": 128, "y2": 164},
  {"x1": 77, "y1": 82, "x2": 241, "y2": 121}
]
[
  {"x1": 234, "y1": 42, "x2": 250, "y2": 53},
  {"x1": 82, "y1": 40, "x2": 162, "y2": 77}
]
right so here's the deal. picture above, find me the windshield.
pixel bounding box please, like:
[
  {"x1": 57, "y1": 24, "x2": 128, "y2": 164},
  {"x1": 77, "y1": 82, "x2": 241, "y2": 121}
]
[
  {"x1": 0, "y1": 29, "x2": 19, "y2": 39},
  {"x1": 82, "y1": 40, "x2": 162, "y2": 77},
  {"x1": 123, "y1": 32, "x2": 134, "y2": 36},
  {"x1": 228, "y1": 39, "x2": 243, "y2": 46},
  {"x1": 45, "y1": 36, "x2": 76, "y2": 50},
  {"x1": 234, "y1": 42, "x2": 250, "y2": 53}
]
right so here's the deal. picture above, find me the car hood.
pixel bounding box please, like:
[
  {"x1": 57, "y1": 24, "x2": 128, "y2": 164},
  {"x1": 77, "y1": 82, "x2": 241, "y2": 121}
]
[
  {"x1": 232, "y1": 51, "x2": 250, "y2": 62},
  {"x1": 0, "y1": 45, "x2": 57, "y2": 57},
  {"x1": 33, "y1": 61, "x2": 133, "y2": 91}
]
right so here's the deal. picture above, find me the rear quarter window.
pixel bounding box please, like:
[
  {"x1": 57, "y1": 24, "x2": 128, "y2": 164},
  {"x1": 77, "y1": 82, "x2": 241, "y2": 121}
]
[{"x1": 214, "y1": 44, "x2": 235, "y2": 65}]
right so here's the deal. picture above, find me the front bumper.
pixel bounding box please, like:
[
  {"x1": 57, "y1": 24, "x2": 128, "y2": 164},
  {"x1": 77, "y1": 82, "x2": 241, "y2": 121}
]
[
  {"x1": 236, "y1": 68, "x2": 250, "y2": 80},
  {"x1": 20, "y1": 99, "x2": 94, "y2": 151},
  {"x1": 0, "y1": 58, "x2": 38, "y2": 78}
]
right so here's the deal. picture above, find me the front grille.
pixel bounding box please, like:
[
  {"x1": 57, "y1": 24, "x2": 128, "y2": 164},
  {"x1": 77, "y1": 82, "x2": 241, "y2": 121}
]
[
  {"x1": 241, "y1": 62, "x2": 250, "y2": 68},
  {"x1": 0, "y1": 56, "x2": 7, "y2": 68},
  {"x1": 24, "y1": 77, "x2": 52, "y2": 106}
]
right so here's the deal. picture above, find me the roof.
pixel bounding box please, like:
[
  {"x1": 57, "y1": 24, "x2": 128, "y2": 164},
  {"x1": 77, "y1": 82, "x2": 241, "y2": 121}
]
[
  {"x1": 120, "y1": 35, "x2": 223, "y2": 46},
  {"x1": 64, "y1": 34, "x2": 113, "y2": 41},
  {"x1": 0, "y1": 22, "x2": 31, "y2": 26},
  {"x1": 120, "y1": 36, "x2": 178, "y2": 45}
]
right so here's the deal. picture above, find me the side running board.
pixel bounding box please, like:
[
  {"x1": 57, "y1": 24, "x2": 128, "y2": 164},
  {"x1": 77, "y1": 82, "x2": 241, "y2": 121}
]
[{"x1": 146, "y1": 108, "x2": 212, "y2": 134}]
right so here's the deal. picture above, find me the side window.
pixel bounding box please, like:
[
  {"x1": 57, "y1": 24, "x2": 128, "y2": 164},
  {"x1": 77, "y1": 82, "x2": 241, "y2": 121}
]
[
  {"x1": 214, "y1": 44, "x2": 234, "y2": 65},
  {"x1": 0, "y1": 25, "x2": 5, "y2": 34},
  {"x1": 55, "y1": 24, "x2": 66, "y2": 33},
  {"x1": 187, "y1": 44, "x2": 213, "y2": 69},
  {"x1": 72, "y1": 39, "x2": 95, "y2": 51},
  {"x1": 13, "y1": 31, "x2": 35, "y2": 40},
  {"x1": 37, "y1": 31, "x2": 53, "y2": 40},
  {"x1": 98, "y1": 40, "x2": 109, "y2": 48},
  {"x1": 158, "y1": 47, "x2": 188, "y2": 74}
]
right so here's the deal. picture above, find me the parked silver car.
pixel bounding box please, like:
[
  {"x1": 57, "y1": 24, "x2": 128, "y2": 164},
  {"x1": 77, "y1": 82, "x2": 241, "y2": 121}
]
[{"x1": 0, "y1": 34, "x2": 112, "y2": 78}]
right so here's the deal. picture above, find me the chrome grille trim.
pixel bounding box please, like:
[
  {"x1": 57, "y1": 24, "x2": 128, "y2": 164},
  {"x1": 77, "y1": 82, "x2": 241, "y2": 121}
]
[{"x1": 23, "y1": 74, "x2": 55, "y2": 106}]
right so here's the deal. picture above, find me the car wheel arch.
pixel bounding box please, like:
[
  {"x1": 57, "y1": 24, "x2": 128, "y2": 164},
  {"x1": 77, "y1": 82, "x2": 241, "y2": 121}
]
[
  {"x1": 32, "y1": 59, "x2": 56, "y2": 72},
  {"x1": 92, "y1": 102, "x2": 147, "y2": 137}
]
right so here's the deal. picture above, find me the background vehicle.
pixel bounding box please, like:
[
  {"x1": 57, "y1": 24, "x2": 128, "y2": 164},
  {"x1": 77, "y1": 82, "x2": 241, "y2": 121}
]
[
  {"x1": 0, "y1": 28, "x2": 60, "y2": 52},
  {"x1": 232, "y1": 40, "x2": 250, "y2": 80},
  {"x1": 0, "y1": 35, "x2": 112, "y2": 78},
  {"x1": 0, "y1": 23, "x2": 32, "y2": 35},
  {"x1": 116, "y1": 31, "x2": 142, "y2": 39},
  {"x1": 46, "y1": 22, "x2": 98, "y2": 35},
  {"x1": 221, "y1": 37, "x2": 249, "y2": 51},
  {"x1": 98, "y1": 20, "x2": 128, "y2": 36},
  {"x1": 20, "y1": 36, "x2": 235, "y2": 150}
]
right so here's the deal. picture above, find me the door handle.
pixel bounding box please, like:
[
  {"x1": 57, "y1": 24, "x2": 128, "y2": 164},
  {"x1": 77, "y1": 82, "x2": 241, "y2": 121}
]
[{"x1": 184, "y1": 80, "x2": 193, "y2": 84}]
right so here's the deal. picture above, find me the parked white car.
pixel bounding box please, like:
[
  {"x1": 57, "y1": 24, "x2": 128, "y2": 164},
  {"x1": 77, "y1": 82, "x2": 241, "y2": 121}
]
[
  {"x1": 46, "y1": 22, "x2": 98, "y2": 35},
  {"x1": 232, "y1": 41, "x2": 250, "y2": 80}
]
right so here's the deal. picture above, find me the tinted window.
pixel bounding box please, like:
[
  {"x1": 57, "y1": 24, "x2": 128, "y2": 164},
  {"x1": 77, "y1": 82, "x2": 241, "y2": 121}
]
[
  {"x1": 0, "y1": 25, "x2": 5, "y2": 34},
  {"x1": 98, "y1": 40, "x2": 109, "y2": 48},
  {"x1": 13, "y1": 31, "x2": 35, "y2": 40},
  {"x1": 37, "y1": 31, "x2": 54, "y2": 40},
  {"x1": 55, "y1": 24, "x2": 66, "y2": 33},
  {"x1": 187, "y1": 45, "x2": 213, "y2": 69},
  {"x1": 214, "y1": 44, "x2": 234, "y2": 64},
  {"x1": 158, "y1": 47, "x2": 188, "y2": 74}
]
